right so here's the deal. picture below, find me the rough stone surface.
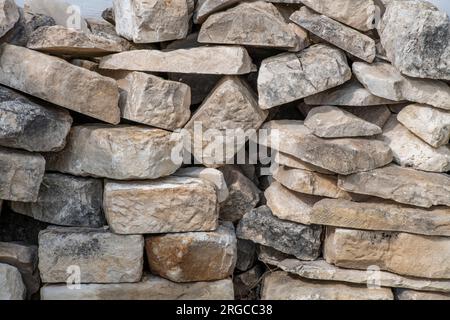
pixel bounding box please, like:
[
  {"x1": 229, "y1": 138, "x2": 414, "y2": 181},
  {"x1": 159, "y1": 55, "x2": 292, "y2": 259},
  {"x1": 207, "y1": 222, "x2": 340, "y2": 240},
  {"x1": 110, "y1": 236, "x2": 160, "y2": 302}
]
[
  {"x1": 11, "y1": 173, "x2": 105, "y2": 228},
  {"x1": 0, "y1": 44, "x2": 120, "y2": 124},
  {"x1": 44, "y1": 125, "x2": 181, "y2": 180},
  {"x1": 100, "y1": 46, "x2": 254, "y2": 75},
  {"x1": 0, "y1": 0, "x2": 19, "y2": 38},
  {"x1": 236, "y1": 206, "x2": 322, "y2": 260},
  {"x1": 194, "y1": 0, "x2": 240, "y2": 23},
  {"x1": 274, "y1": 151, "x2": 333, "y2": 175},
  {"x1": 86, "y1": 18, "x2": 132, "y2": 52},
  {"x1": 145, "y1": 223, "x2": 237, "y2": 282},
  {"x1": 395, "y1": 289, "x2": 450, "y2": 300},
  {"x1": 38, "y1": 227, "x2": 144, "y2": 284},
  {"x1": 103, "y1": 177, "x2": 218, "y2": 234},
  {"x1": 324, "y1": 227, "x2": 450, "y2": 279},
  {"x1": 0, "y1": 263, "x2": 26, "y2": 300},
  {"x1": 234, "y1": 265, "x2": 264, "y2": 300},
  {"x1": 258, "y1": 44, "x2": 351, "y2": 109},
  {"x1": 236, "y1": 239, "x2": 256, "y2": 272}
]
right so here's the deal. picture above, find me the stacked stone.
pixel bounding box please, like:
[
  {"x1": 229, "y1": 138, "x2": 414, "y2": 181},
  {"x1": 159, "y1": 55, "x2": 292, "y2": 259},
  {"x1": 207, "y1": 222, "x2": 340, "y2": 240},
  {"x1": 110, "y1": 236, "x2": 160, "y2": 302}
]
[{"x1": 0, "y1": 0, "x2": 449, "y2": 301}]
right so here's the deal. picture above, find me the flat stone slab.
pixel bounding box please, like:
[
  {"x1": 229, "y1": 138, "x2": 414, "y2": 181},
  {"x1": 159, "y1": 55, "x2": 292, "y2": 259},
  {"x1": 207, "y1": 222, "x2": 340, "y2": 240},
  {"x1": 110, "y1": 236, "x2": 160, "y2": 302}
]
[
  {"x1": 0, "y1": 263, "x2": 26, "y2": 300},
  {"x1": 395, "y1": 289, "x2": 450, "y2": 300},
  {"x1": 274, "y1": 151, "x2": 333, "y2": 175}
]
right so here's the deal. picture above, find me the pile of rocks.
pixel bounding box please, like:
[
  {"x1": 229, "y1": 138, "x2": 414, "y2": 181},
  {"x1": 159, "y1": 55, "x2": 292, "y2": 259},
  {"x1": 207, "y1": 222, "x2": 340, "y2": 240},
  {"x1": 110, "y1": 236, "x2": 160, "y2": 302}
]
[{"x1": 1, "y1": 0, "x2": 450, "y2": 300}]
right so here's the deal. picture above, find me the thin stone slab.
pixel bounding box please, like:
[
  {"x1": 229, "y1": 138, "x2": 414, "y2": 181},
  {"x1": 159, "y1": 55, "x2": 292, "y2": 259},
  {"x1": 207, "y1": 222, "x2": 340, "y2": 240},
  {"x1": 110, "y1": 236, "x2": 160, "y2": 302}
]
[
  {"x1": 258, "y1": 44, "x2": 351, "y2": 109},
  {"x1": 290, "y1": 7, "x2": 376, "y2": 63},
  {"x1": 99, "y1": 46, "x2": 254, "y2": 75},
  {"x1": 194, "y1": 0, "x2": 240, "y2": 24},
  {"x1": 85, "y1": 18, "x2": 132, "y2": 52},
  {"x1": 395, "y1": 289, "x2": 450, "y2": 300},
  {"x1": 0, "y1": 0, "x2": 19, "y2": 38},
  {"x1": 274, "y1": 151, "x2": 333, "y2": 175},
  {"x1": 103, "y1": 177, "x2": 218, "y2": 235},
  {"x1": 44, "y1": 125, "x2": 181, "y2": 180},
  {"x1": 0, "y1": 44, "x2": 120, "y2": 124},
  {"x1": 38, "y1": 227, "x2": 144, "y2": 284},
  {"x1": 0, "y1": 263, "x2": 26, "y2": 300}
]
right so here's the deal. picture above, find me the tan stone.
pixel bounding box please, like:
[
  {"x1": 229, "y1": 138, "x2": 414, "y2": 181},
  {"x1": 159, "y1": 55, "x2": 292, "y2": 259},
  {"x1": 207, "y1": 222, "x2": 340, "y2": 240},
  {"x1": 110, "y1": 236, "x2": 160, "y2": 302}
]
[
  {"x1": 0, "y1": 0, "x2": 19, "y2": 38},
  {"x1": 274, "y1": 151, "x2": 333, "y2": 175},
  {"x1": 194, "y1": 0, "x2": 240, "y2": 24},
  {"x1": 395, "y1": 289, "x2": 450, "y2": 300}
]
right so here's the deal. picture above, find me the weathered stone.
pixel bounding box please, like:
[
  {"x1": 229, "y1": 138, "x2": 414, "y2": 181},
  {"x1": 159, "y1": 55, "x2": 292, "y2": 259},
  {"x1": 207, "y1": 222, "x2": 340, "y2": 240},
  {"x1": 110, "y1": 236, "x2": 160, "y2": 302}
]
[
  {"x1": 0, "y1": 263, "x2": 26, "y2": 300},
  {"x1": 103, "y1": 177, "x2": 218, "y2": 235},
  {"x1": 305, "y1": 106, "x2": 382, "y2": 138},
  {"x1": 102, "y1": 7, "x2": 115, "y2": 25},
  {"x1": 236, "y1": 206, "x2": 322, "y2": 260},
  {"x1": 44, "y1": 125, "x2": 181, "y2": 180},
  {"x1": 0, "y1": 147, "x2": 45, "y2": 202},
  {"x1": 219, "y1": 166, "x2": 261, "y2": 222},
  {"x1": 397, "y1": 104, "x2": 450, "y2": 148},
  {"x1": 194, "y1": 0, "x2": 240, "y2": 23},
  {"x1": 265, "y1": 181, "x2": 321, "y2": 225},
  {"x1": 11, "y1": 173, "x2": 105, "y2": 228},
  {"x1": 324, "y1": 227, "x2": 450, "y2": 279},
  {"x1": 117, "y1": 72, "x2": 191, "y2": 131},
  {"x1": 38, "y1": 227, "x2": 144, "y2": 284},
  {"x1": 145, "y1": 223, "x2": 236, "y2": 282},
  {"x1": 379, "y1": 116, "x2": 450, "y2": 172},
  {"x1": 290, "y1": 7, "x2": 376, "y2": 63},
  {"x1": 257, "y1": 120, "x2": 393, "y2": 175},
  {"x1": 340, "y1": 105, "x2": 392, "y2": 128},
  {"x1": 274, "y1": 151, "x2": 333, "y2": 175},
  {"x1": 236, "y1": 239, "x2": 256, "y2": 272},
  {"x1": 395, "y1": 289, "x2": 450, "y2": 300},
  {"x1": 261, "y1": 271, "x2": 393, "y2": 300},
  {"x1": 173, "y1": 167, "x2": 229, "y2": 203},
  {"x1": 0, "y1": 44, "x2": 120, "y2": 124},
  {"x1": 167, "y1": 73, "x2": 220, "y2": 105},
  {"x1": 113, "y1": 0, "x2": 189, "y2": 43},
  {"x1": 378, "y1": 0, "x2": 450, "y2": 80},
  {"x1": 70, "y1": 59, "x2": 98, "y2": 71},
  {"x1": 41, "y1": 274, "x2": 234, "y2": 300},
  {"x1": 353, "y1": 62, "x2": 450, "y2": 111},
  {"x1": 338, "y1": 164, "x2": 450, "y2": 208},
  {"x1": 258, "y1": 44, "x2": 351, "y2": 109},
  {"x1": 0, "y1": 86, "x2": 72, "y2": 152},
  {"x1": 86, "y1": 18, "x2": 132, "y2": 51},
  {"x1": 0, "y1": 0, "x2": 19, "y2": 38},
  {"x1": 198, "y1": 2, "x2": 297, "y2": 49},
  {"x1": 234, "y1": 265, "x2": 264, "y2": 300},
  {"x1": 100, "y1": 46, "x2": 254, "y2": 75}
]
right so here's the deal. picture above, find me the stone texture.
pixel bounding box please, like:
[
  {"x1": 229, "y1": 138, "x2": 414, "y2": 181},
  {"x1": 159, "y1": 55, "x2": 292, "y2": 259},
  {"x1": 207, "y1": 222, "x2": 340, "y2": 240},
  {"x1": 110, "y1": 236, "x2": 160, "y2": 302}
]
[
  {"x1": 102, "y1": 8, "x2": 115, "y2": 25},
  {"x1": 194, "y1": 0, "x2": 240, "y2": 24},
  {"x1": 338, "y1": 164, "x2": 450, "y2": 208},
  {"x1": 379, "y1": 116, "x2": 450, "y2": 172},
  {"x1": 103, "y1": 177, "x2": 218, "y2": 234},
  {"x1": 145, "y1": 223, "x2": 236, "y2": 282},
  {"x1": 257, "y1": 120, "x2": 393, "y2": 175},
  {"x1": 304, "y1": 106, "x2": 382, "y2": 138},
  {"x1": 0, "y1": 85, "x2": 72, "y2": 152},
  {"x1": 118, "y1": 72, "x2": 191, "y2": 131},
  {"x1": 397, "y1": 104, "x2": 450, "y2": 148},
  {"x1": 234, "y1": 265, "x2": 264, "y2": 300},
  {"x1": 236, "y1": 239, "x2": 256, "y2": 272},
  {"x1": 41, "y1": 275, "x2": 234, "y2": 300},
  {"x1": 236, "y1": 206, "x2": 322, "y2": 260},
  {"x1": 100, "y1": 46, "x2": 254, "y2": 75},
  {"x1": 0, "y1": 263, "x2": 26, "y2": 300},
  {"x1": 113, "y1": 0, "x2": 189, "y2": 43},
  {"x1": 0, "y1": 0, "x2": 19, "y2": 38},
  {"x1": 274, "y1": 151, "x2": 333, "y2": 175},
  {"x1": 44, "y1": 125, "x2": 181, "y2": 180},
  {"x1": 198, "y1": 2, "x2": 297, "y2": 49},
  {"x1": 290, "y1": 7, "x2": 376, "y2": 63},
  {"x1": 85, "y1": 18, "x2": 132, "y2": 51},
  {"x1": 11, "y1": 173, "x2": 105, "y2": 228},
  {"x1": 353, "y1": 62, "x2": 450, "y2": 111},
  {"x1": 261, "y1": 271, "x2": 393, "y2": 300},
  {"x1": 0, "y1": 44, "x2": 120, "y2": 124},
  {"x1": 0, "y1": 147, "x2": 45, "y2": 202},
  {"x1": 258, "y1": 44, "x2": 351, "y2": 109},
  {"x1": 378, "y1": 0, "x2": 450, "y2": 80},
  {"x1": 38, "y1": 227, "x2": 144, "y2": 284},
  {"x1": 395, "y1": 289, "x2": 450, "y2": 300},
  {"x1": 324, "y1": 227, "x2": 450, "y2": 279}
]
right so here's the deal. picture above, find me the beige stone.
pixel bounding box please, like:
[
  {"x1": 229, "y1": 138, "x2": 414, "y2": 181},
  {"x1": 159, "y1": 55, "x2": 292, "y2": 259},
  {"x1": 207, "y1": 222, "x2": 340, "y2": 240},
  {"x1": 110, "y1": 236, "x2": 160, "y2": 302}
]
[
  {"x1": 194, "y1": 0, "x2": 240, "y2": 24},
  {"x1": 0, "y1": 0, "x2": 19, "y2": 38},
  {"x1": 274, "y1": 151, "x2": 333, "y2": 175},
  {"x1": 396, "y1": 289, "x2": 450, "y2": 300}
]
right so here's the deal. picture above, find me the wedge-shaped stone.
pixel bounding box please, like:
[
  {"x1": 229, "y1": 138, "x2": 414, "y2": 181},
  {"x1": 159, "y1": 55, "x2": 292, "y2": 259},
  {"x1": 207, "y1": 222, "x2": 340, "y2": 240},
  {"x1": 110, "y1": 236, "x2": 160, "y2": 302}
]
[
  {"x1": 312, "y1": 198, "x2": 450, "y2": 236},
  {"x1": 198, "y1": 2, "x2": 297, "y2": 49},
  {"x1": 99, "y1": 46, "x2": 254, "y2": 75},
  {"x1": 398, "y1": 104, "x2": 450, "y2": 148},
  {"x1": 378, "y1": 0, "x2": 450, "y2": 80},
  {"x1": 118, "y1": 72, "x2": 191, "y2": 131},
  {"x1": 258, "y1": 44, "x2": 351, "y2": 109},
  {"x1": 324, "y1": 227, "x2": 450, "y2": 279},
  {"x1": 339, "y1": 164, "x2": 450, "y2": 208},
  {"x1": 290, "y1": 7, "x2": 376, "y2": 63},
  {"x1": 0, "y1": 86, "x2": 72, "y2": 152},
  {"x1": 395, "y1": 289, "x2": 450, "y2": 300},
  {"x1": 145, "y1": 223, "x2": 236, "y2": 282},
  {"x1": 113, "y1": 0, "x2": 189, "y2": 43},
  {"x1": 41, "y1": 275, "x2": 234, "y2": 300},
  {"x1": 261, "y1": 271, "x2": 393, "y2": 300},
  {"x1": 38, "y1": 227, "x2": 144, "y2": 284},
  {"x1": 274, "y1": 151, "x2": 333, "y2": 175},
  {"x1": 236, "y1": 206, "x2": 322, "y2": 260},
  {"x1": 257, "y1": 120, "x2": 393, "y2": 175},
  {"x1": 0, "y1": 147, "x2": 45, "y2": 202},
  {"x1": 0, "y1": 0, "x2": 19, "y2": 37},
  {"x1": 11, "y1": 173, "x2": 105, "y2": 228},
  {"x1": 379, "y1": 116, "x2": 450, "y2": 172},
  {"x1": 353, "y1": 62, "x2": 450, "y2": 111},
  {"x1": 305, "y1": 106, "x2": 382, "y2": 138},
  {"x1": 194, "y1": 0, "x2": 240, "y2": 23},
  {"x1": 103, "y1": 177, "x2": 218, "y2": 234},
  {"x1": 44, "y1": 125, "x2": 181, "y2": 180},
  {"x1": 265, "y1": 181, "x2": 321, "y2": 225},
  {"x1": 339, "y1": 105, "x2": 391, "y2": 128},
  {"x1": 0, "y1": 44, "x2": 120, "y2": 124},
  {"x1": 0, "y1": 264, "x2": 25, "y2": 300}
]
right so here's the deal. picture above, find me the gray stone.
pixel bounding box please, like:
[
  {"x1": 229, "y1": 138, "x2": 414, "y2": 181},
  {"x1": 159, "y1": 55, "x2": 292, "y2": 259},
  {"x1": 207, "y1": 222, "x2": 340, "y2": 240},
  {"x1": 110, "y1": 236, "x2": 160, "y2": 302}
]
[
  {"x1": 86, "y1": 18, "x2": 132, "y2": 51},
  {"x1": 339, "y1": 105, "x2": 391, "y2": 128},
  {"x1": 0, "y1": 263, "x2": 26, "y2": 300},
  {"x1": 236, "y1": 239, "x2": 256, "y2": 272},
  {"x1": 101, "y1": 7, "x2": 115, "y2": 25},
  {"x1": 274, "y1": 151, "x2": 333, "y2": 175},
  {"x1": 234, "y1": 265, "x2": 264, "y2": 300},
  {"x1": 0, "y1": 0, "x2": 19, "y2": 38},
  {"x1": 395, "y1": 289, "x2": 450, "y2": 300},
  {"x1": 194, "y1": 0, "x2": 240, "y2": 24},
  {"x1": 70, "y1": 59, "x2": 98, "y2": 71}
]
